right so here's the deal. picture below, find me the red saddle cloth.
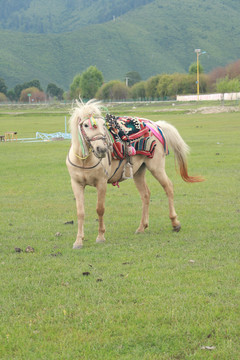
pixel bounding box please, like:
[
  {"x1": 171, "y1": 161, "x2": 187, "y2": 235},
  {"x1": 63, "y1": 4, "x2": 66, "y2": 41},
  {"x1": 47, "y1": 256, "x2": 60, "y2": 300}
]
[{"x1": 106, "y1": 116, "x2": 157, "y2": 160}]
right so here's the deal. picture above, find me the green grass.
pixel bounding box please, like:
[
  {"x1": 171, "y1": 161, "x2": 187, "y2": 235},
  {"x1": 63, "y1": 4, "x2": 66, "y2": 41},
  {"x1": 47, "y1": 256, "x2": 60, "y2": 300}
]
[{"x1": 0, "y1": 104, "x2": 239, "y2": 359}]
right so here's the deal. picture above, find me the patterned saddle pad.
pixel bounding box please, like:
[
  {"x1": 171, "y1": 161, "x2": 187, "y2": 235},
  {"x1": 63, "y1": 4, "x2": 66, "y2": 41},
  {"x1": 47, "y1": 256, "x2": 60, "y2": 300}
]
[{"x1": 106, "y1": 115, "x2": 167, "y2": 160}]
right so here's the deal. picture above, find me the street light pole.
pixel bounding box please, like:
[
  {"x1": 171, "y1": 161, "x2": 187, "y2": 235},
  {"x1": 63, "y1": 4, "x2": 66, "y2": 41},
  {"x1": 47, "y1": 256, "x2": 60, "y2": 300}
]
[
  {"x1": 195, "y1": 49, "x2": 201, "y2": 99},
  {"x1": 194, "y1": 49, "x2": 206, "y2": 100}
]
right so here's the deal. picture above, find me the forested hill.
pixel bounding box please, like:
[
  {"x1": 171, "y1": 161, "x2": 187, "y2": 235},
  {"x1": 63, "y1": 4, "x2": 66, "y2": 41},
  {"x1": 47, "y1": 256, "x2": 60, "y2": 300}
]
[
  {"x1": 0, "y1": 0, "x2": 239, "y2": 90},
  {"x1": 0, "y1": 0, "x2": 155, "y2": 33}
]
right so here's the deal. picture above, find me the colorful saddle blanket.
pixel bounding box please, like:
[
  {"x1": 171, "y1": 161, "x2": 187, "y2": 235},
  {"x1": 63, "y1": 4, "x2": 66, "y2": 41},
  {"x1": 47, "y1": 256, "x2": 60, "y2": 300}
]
[{"x1": 106, "y1": 115, "x2": 168, "y2": 160}]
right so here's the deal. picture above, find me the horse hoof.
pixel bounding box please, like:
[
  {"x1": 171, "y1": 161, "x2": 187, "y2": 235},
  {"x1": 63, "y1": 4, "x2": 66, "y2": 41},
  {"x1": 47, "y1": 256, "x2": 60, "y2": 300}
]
[
  {"x1": 135, "y1": 229, "x2": 144, "y2": 234},
  {"x1": 173, "y1": 224, "x2": 181, "y2": 232},
  {"x1": 96, "y1": 237, "x2": 105, "y2": 243},
  {"x1": 135, "y1": 225, "x2": 148, "y2": 234},
  {"x1": 73, "y1": 243, "x2": 83, "y2": 249}
]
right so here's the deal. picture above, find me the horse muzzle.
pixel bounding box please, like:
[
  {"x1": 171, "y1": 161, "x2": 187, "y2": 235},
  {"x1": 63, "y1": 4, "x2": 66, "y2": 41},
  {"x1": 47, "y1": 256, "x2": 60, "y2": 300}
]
[{"x1": 95, "y1": 145, "x2": 108, "y2": 158}]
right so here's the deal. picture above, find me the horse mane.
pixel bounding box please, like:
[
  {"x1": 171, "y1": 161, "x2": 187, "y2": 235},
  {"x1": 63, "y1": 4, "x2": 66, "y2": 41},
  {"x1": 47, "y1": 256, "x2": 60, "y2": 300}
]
[{"x1": 69, "y1": 99, "x2": 103, "y2": 150}]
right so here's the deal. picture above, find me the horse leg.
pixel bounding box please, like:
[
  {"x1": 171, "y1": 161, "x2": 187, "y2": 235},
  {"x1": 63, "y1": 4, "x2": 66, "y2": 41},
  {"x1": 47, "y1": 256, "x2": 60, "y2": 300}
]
[
  {"x1": 71, "y1": 180, "x2": 85, "y2": 249},
  {"x1": 96, "y1": 182, "x2": 107, "y2": 243},
  {"x1": 147, "y1": 158, "x2": 181, "y2": 232},
  {"x1": 133, "y1": 165, "x2": 151, "y2": 233}
]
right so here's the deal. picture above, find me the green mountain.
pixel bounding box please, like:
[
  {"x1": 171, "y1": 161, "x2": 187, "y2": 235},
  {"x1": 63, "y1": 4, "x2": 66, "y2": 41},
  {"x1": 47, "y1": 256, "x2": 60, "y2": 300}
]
[
  {"x1": 0, "y1": 0, "x2": 239, "y2": 91},
  {"x1": 0, "y1": 0, "x2": 155, "y2": 33}
]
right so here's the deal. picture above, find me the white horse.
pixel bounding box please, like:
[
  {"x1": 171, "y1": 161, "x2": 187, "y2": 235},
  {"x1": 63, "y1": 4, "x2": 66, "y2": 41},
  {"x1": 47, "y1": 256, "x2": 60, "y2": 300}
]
[{"x1": 66, "y1": 100, "x2": 203, "y2": 249}]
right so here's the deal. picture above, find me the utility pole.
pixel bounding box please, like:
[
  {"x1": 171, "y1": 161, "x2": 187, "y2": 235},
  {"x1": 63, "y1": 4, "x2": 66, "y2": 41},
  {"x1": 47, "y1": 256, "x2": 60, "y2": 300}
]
[{"x1": 194, "y1": 49, "x2": 206, "y2": 100}]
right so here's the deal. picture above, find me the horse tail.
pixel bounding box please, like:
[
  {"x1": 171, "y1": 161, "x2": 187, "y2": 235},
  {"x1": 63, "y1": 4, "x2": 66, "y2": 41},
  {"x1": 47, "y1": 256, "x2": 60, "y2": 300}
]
[{"x1": 156, "y1": 120, "x2": 204, "y2": 183}]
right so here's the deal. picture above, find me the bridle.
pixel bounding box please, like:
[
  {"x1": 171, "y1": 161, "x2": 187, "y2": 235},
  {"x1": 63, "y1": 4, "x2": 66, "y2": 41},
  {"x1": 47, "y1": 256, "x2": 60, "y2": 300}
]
[
  {"x1": 80, "y1": 124, "x2": 110, "y2": 159},
  {"x1": 67, "y1": 116, "x2": 112, "y2": 174}
]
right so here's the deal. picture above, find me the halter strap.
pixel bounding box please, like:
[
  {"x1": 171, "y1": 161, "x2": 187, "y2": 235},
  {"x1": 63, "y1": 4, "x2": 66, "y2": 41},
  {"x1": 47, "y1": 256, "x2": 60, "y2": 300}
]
[{"x1": 80, "y1": 125, "x2": 107, "y2": 143}]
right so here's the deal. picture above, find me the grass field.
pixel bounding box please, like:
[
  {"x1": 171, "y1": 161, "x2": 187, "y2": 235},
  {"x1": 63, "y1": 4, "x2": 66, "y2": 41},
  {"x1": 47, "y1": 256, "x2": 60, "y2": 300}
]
[{"x1": 0, "y1": 103, "x2": 239, "y2": 359}]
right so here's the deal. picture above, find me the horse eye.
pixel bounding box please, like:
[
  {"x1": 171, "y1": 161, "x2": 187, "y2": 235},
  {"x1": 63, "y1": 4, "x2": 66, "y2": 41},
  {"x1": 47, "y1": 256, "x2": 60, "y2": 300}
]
[{"x1": 84, "y1": 124, "x2": 89, "y2": 128}]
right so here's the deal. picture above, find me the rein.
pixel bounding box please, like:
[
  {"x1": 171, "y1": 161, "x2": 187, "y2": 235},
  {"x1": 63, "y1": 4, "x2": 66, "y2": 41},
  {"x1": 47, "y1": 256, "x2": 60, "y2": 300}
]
[{"x1": 67, "y1": 150, "x2": 102, "y2": 170}]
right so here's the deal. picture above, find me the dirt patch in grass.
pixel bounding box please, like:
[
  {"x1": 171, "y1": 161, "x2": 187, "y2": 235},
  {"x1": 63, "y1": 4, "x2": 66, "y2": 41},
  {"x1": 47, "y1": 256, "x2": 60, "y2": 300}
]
[{"x1": 187, "y1": 106, "x2": 240, "y2": 114}]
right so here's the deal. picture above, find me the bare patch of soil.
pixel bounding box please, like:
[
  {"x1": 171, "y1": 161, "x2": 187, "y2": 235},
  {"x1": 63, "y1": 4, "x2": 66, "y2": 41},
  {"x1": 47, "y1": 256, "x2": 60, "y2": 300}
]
[{"x1": 187, "y1": 106, "x2": 240, "y2": 114}]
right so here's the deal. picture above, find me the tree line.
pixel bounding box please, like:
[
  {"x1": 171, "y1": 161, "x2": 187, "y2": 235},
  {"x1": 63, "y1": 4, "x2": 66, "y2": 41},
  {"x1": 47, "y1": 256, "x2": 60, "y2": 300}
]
[
  {"x1": 0, "y1": 79, "x2": 64, "y2": 103},
  {"x1": 0, "y1": 59, "x2": 240, "y2": 103}
]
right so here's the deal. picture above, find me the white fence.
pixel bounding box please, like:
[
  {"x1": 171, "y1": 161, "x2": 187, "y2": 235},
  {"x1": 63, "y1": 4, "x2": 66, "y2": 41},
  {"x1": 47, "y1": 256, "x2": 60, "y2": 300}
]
[{"x1": 177, "y1": 92, "x2": 240, "y2": 101}]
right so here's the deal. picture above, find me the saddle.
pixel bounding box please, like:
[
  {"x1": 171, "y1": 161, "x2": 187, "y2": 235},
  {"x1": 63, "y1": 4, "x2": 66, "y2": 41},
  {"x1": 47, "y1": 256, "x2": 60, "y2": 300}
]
[{"x1": 105, "y1": 115, "x2": 158, "y2": 160}]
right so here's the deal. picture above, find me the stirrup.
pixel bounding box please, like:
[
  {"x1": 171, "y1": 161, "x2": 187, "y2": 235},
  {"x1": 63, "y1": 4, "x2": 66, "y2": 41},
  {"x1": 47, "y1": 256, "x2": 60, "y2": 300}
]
[{"x1": 122, "y1": 162, "x2": 133, "y2": 180}]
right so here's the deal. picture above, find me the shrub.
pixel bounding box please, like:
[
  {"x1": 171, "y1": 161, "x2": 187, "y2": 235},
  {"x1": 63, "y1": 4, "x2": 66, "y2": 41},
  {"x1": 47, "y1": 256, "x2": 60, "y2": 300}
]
[
  {"x1": 0, "y1": 92, "x2": 8, "y2": 102},
  {"x1": 96, "y1": 80, "x2": 129, "y2": 100},
  {"x1": 20, "y1": 87, "x2": 45, "y2": 102},
  {"x1": 216, "y1": 77, "x2": 240, "y2": 93},
  {"x1": 130, "y1": 81, "x2": 146, "y2": 100},
  {"x1": 70, "y1": 74, "x2": 81, "y2": 99},
  {"x1": 145, "y1": 75, "x2": 161, "y2": 98}
]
